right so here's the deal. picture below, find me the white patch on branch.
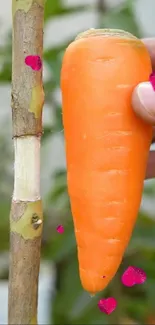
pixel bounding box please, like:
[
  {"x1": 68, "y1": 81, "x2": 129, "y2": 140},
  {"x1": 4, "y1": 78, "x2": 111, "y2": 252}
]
[{"x1": 13, "y1": 136, "x2": 41, "y2": 201}]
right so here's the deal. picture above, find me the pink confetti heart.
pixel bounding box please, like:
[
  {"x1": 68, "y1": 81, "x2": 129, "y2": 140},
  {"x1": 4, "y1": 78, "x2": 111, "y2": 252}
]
[
  {"x1": 133, "y1": 266, "x2": 147, "y2": 284},
  {"x1": 25, "y1": 55, "x2": 42, "y2": 71},
  {"x1": 98, "y1": 297, "x2": 117, "y2": 315},
  {"x1": 56, "y1": 224, "x2": 64, "y2": 234},
  {"x1": 149, "y1": 72, "x2": 155, "y2": 90},
  {"x1": 121, "y1": 266, "x2": 146, "y2": 287}
]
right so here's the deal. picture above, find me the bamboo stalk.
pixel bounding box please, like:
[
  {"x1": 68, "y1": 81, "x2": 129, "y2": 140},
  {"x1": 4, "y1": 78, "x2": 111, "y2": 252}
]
[{"x1": 8, "y1": 1, "x2": 45, "y2": 324}]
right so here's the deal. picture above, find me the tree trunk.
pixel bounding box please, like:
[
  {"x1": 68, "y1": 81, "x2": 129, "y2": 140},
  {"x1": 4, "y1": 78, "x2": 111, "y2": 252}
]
[{"x1": 8, "y1": 1, "x2": 45, "y2": 324}]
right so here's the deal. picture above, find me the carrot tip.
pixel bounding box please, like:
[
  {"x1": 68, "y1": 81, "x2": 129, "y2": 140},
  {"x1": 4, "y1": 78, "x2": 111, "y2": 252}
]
[{"x1": 90, "y1": 293, "x2": 95, "y2": 298}]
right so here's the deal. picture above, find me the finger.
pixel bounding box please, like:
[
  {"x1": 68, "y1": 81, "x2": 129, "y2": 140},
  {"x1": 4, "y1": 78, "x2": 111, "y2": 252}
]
[
  {"x1": 142, "y1": 38, "x2": 155, "y2": 70},
  {"x1": 132, "y1": 82, "x2": 155, "y2": 125},
  {"x1": 152, "y1": 127, "x2": 155, "y2": 143},
  {"x1": 132, "y1": 39, "x2": 155, "y2": 125},
  {"x1": 145, "y1": 151, "x2": 155, "y2": 179}
]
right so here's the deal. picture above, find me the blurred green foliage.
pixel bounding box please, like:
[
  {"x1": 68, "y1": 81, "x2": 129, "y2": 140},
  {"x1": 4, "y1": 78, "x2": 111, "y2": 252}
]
[{"x1": 0, "y1": 0, "x2": 155, "y2": 324}]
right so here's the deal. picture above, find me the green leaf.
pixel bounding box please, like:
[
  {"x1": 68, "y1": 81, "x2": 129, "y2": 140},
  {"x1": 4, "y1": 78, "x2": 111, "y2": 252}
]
[
  {"x1": 143, "y1": 181, "x2": 155, "y2": 196},
  {"x1": 52, "y1": 253, "x2": 81, "y2": 324},
  {"x1": 45, "y1": 0, "x2": 88, "y2": 21},
  {"x1": 42, "y1": 126, "x2": 54, "y2": 141},
  {"x1": 44, "y1": 46, "x2": 66, "y2": 89},
  {"x1": 48, "y1": 220, "x2": 76, "y2": 263},
  {"x1": 48, "y1": 169, "x2": 67, "y2": 202},
  {"x1": 0, "y1": 202, "x2": 10, "y2": 252},
  {"x1": 126, "y1": 212, "x2": 155, "y2": 254},
  {"x1": 0, "y1": 32, "x2": 12, "y2": 82},
  {"x1": 0, "y1": 64, "x2": 11, "y2": 82}
]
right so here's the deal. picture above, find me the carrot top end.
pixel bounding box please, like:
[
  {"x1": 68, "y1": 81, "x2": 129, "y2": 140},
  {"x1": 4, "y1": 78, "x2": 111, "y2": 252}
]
[{"x1": 75, "y1": 28, "x2": 138, "y2": 41}]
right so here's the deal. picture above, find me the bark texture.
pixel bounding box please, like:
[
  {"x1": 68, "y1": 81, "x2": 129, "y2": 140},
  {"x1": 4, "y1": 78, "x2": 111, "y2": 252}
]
[
  {"x1": 9, "y1": 201, "x2": 43, "y2": 324},
  {"x1": 11, "y1": 0, "x2": 45, "y2": 137}
]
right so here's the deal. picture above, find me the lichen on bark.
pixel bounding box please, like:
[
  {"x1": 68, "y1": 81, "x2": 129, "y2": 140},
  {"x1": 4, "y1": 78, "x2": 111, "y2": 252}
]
[
  {"x1": 10, "y1": 200, "x2": 43, "y2": 240},
  {"x1": 12, "y1": 0, "x2": 46, "y2": 17}
]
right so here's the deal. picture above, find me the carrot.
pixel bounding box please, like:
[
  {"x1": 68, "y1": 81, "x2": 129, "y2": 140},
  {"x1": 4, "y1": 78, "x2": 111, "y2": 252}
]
[{"x1": 61, "y1": 28, "x2": 153, "y2": 295}]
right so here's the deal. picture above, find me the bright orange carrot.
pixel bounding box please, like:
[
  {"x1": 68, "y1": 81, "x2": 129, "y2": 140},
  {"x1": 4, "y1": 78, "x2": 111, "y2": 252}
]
[{"x1": 61, "y1": 29, "x2": 153, "y2": 295}]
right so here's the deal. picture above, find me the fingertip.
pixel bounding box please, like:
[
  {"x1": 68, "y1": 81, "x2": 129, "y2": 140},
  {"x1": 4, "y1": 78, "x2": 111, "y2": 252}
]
[{"x1": 132, "y1": 81, "x2": 155, "y2": 125}]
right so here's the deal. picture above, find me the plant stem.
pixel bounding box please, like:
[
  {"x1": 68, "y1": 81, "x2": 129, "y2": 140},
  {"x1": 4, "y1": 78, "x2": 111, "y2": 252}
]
[{"x1": 8, "y1": 1, "x2": 45, "y2": 324}]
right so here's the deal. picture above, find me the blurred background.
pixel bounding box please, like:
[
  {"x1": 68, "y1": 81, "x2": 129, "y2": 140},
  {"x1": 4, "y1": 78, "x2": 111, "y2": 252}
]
[{"x1": 0, "y1": 0, "x2": 155, "y2": 324}]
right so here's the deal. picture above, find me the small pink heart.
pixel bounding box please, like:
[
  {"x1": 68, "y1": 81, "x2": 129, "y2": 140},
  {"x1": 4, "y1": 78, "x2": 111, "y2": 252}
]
[
  {"x1": 98, "y1": 297, "x2": 117, "y2": 315},
  {"x1": 56, "y1": 224, "x2": 64, "y2": 234},
  {"x1": 149, "y1": 72, "x2": 155, "y2": 90},
  {"x1": 25, "y1": 55, "x2": 42, "y2": 71},
  {"x1": 133, "y1": 266, "x2": 147, "y2": 284},
  {"x1": 121, "y1": 266, "x2": 146, "y2": 287}
]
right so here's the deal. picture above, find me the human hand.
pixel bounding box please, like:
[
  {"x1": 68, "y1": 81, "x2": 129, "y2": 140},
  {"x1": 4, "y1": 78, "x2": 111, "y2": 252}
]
[{"x1": 132, "y1": 38, "x2": 155, "y2": 180}]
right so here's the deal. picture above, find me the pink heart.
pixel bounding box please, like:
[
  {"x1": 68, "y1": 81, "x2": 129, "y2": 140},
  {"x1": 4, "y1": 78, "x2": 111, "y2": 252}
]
[
  {"x1": 98, "y1": 297, "x2": 117, "y2": 315},
  {"x1": 25, "y1": 55, "x2": 42, "y2": 71},
  {"x1": 56, "y1": 224, "x2": 64, "y2": 234},
  {"x1": 149, "y1": 72, "x2": 155, "y2": 90},
  {"x1": 121, "y1": 266, "x2": 146, "y2": 287}
]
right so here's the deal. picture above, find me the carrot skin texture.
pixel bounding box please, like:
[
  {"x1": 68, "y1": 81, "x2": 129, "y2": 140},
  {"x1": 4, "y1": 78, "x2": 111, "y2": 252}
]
[{"x1": 61, "y1": 29, "x2": 153, "y2": 294}]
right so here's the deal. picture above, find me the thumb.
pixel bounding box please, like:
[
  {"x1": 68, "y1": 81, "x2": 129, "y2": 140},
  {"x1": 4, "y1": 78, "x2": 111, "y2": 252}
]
[{"x1": 132, "y1": 81, "x2": 155, "y2": 125}]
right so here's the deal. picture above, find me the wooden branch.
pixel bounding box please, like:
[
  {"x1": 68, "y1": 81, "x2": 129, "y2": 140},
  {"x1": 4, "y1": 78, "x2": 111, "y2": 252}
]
[{"x1": 8, "y1": 1, "x2": 45, "y2": 324}]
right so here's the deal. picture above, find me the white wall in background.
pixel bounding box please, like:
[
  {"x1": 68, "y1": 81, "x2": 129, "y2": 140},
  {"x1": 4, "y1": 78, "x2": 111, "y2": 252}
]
[
  {"x1": 44, "y1": 10, "x2": 97, "y2": 48},
  {"x1": 133, "y1": 0, "x2": 155, "y2": 37}
]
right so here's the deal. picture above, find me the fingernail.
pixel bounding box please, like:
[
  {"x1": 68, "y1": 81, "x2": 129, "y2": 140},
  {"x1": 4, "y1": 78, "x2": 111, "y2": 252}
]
[{"x1": 137, "y1": 81, "x2": 155, "y2": 116}]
